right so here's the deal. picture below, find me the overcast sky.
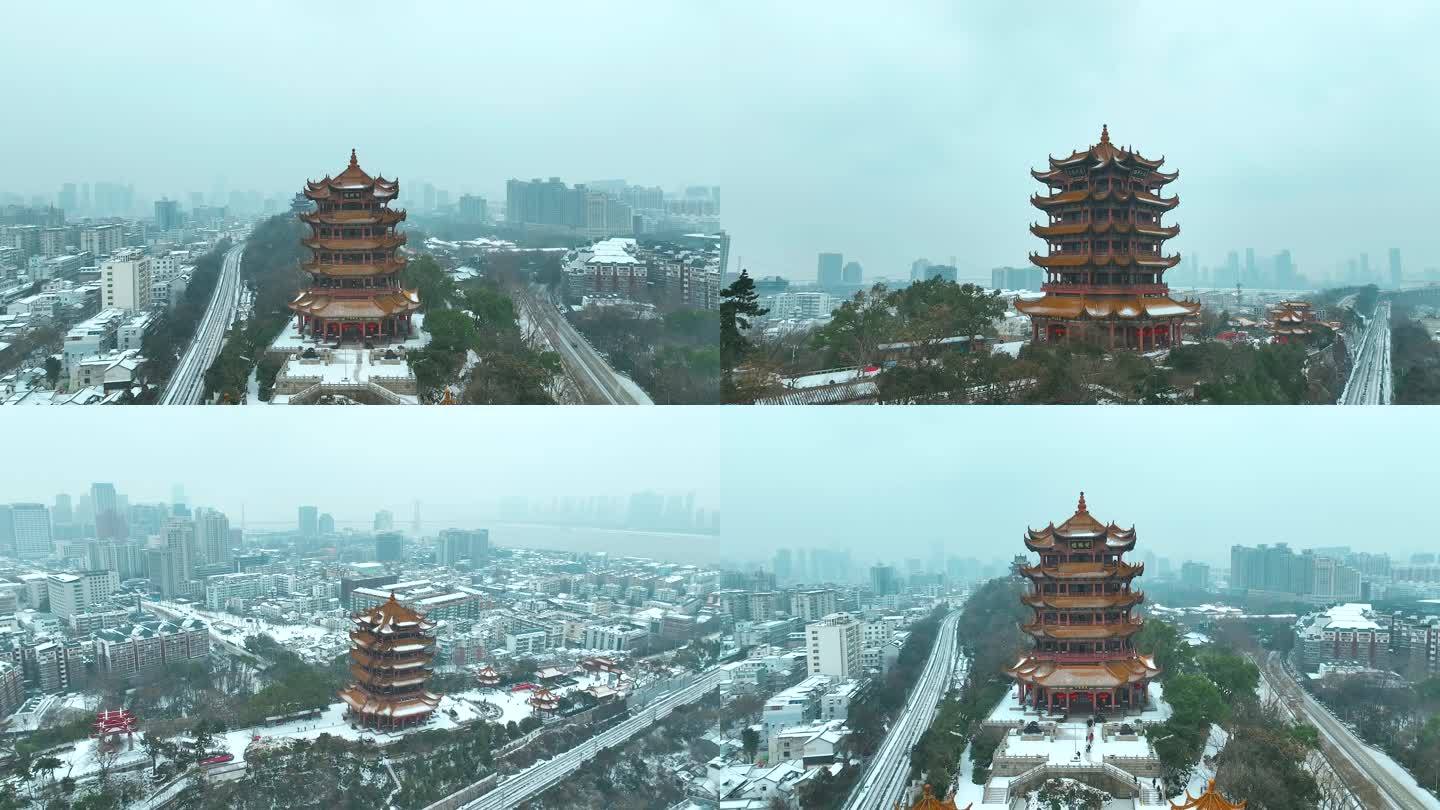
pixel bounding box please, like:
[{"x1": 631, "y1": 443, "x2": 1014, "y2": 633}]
[
  {"x1": 1, "y1": 408, "x2": 719, "y2": 526},
  {"x1": 3, "y1": 2, "x2": 1437, "y2": 281},
  {"x1": 723, "y1": 407, "x2": 1432, "y2": 569}
]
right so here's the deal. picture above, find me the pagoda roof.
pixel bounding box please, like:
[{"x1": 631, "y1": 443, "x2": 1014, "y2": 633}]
[
  {"x1": 303, "y1": 233, "x2": 407, "y2": 252},
  {"x1": 895, "y1": 784, "x2": 971, "y2": 810},
  {"x1": 300, "y1": 256, "x2": 407, "y2": 277},
  {"x1": 304, "y1": 149, "x2": 398, "y2": 199},
  {"x1": 1006, "y1": 653, "x2": 1160, "y2": 688},
  {"x1": 1172, "y1": 780, "x2": 1246, "y2": 809},
  {"x1": 289, "y1": 289, "x2": 421, "y2": 320},
  {"x1": 339, "y1": 686, "x2": 439, "y2": 717},
  {"x1": 1029, "y1": 251, "x2": 1182, "y2": 270},
  {"x1": 1038, "y1": 125, "x2": 1175, "y2": 175},
  {"x1": 1024, "y1": 493, "x2": 1137, "y2": 550},
  {"x1": 1031, "y1": 187, "x2": 1179, "y2": 211},
  {"x1": 1031, "y1": 221, "x2": 1180, "y2": 240},
  {"x1": 1022, "y1": 591, "x2": 1144, "y2": 610},
  {"x1": 1020, "y1": 561, "x2": 1144, "y2": 580},
  {"x1": 352, "y1": 593, "x2": 434, "y2": 631},
  {"x1": 1015, "y1": 293, "x2": 1199, "y2": 321},
  {"x1": 1021, "y1": 620, "x2": 1144, "y2": 640},
  {"x1": 300, "y1": 207, "x2": 406, "y2": 227}
]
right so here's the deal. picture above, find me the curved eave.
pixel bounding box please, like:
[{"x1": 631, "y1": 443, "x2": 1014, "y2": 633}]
[
  {"x1": 302, "y1": 235, "x2": 408, "y2": 252},
  {"x1": 1133, "y1": 192, "x2": 1180, "y2": 210},
  {"x1": 1019, "y1": 563, "x2": 1144, "y2": 580},
  {"x1": 1032, "y1": 191, "x2": 1088, "y2": 210},
  {"x1": 1022, "y1": 591, "x2": 1145, "y2": 610},
  {"x1": 299, "y1": 209, "x2": 407, "y2": 227},
  {"x1": 301, "y1": 258, "x2": 407, "y2": 277},
  {"x1": 1021, "y1": 621, "x2": 1144, "y2": 640}
]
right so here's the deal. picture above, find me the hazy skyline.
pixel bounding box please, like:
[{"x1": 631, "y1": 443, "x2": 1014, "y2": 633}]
[
  {"x1": 1, "y1": 408, "x2": 719, "y2": 525},
  {"x1": 3, "y1": 2, "x2": 1437, "y2": 282},
  {"x1": 723, "y1": 407, "x2": 1434, "y2": 569}
]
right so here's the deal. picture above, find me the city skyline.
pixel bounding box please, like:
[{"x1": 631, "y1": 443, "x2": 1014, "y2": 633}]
[
  {"x1": 2, "y1": 2, "x2": 1437, "y2": 279},
  {"x1": 723, "y1": 406, "x2": 1439, "y2": 566},
  {"x1": 1, "y1": 408, "x2": 720, "y2": 524}
]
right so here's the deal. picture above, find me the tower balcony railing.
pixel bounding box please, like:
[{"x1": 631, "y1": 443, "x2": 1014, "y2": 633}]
[
  {"x1": 1038, "y1": 283, "x2": 1171, "y2": 297},
  {"x1": 1031, "y1": 651, "x2": 1135, "y2": 662}
]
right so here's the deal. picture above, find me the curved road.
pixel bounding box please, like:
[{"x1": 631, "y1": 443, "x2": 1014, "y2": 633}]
[
  {"x1": 159, "y1": 242, "x2": 245, "y2": 405},
  {"x1": 842, "y1": 610, "x2": 961, "y2": 810},
  {"x1": 1263, "y1": 651, "x2": 1430, "y2": 810},
  {"x1": 1339, "y1": 301, "x2": 1391, "y2": 405},
  {"x1": 461, "y1": 668, "x2": 721, "y2": 809}
]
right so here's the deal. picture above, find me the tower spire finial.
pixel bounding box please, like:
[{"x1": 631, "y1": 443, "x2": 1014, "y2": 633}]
[
  {"x1": 1100, "y1": 124, "x2": 1110, "y2": 144},
  {"x1": 349, "y1": 148, "x2": 358, "y2": 168},
  {"x1": 1077, "y1": 491, "x2": 1088, "y2": 513}
]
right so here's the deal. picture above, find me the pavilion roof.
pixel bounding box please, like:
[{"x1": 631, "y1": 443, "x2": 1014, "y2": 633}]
[
  {"x1": 1006, "y1": 654, "x2": 1161, "y2": 688},
  {"x1": 289, "y1": 289, "x2": 421, "y2": 319},
  {"x1": 1015, "y1": 293, "x2": 1200, "y2": 321},
  {"x1": 1172, "y1": 780, "x2": 1246, "y2": 809},
  {"x1": 304, "y1": 149, "x2": 398, "y2": 197},
  {"x1": 1036, "y1": 125, "x2": 1177, "y2": 178},
  {"x1": 1024, "y1": 492, "x2": 1137, "y2": 549}
]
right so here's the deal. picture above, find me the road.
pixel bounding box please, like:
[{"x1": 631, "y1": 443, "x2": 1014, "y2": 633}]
[
  {"x1": 1339, "y1": 300, "x2": 1391, "y2": 405},
  {"x1": 518, "y1": 285, "x2": 651, "y2": 405},
  {"x1": 842, "y1": 610, "x2": 962, "y2": 810},
  {"x1": 461, "y1": 668, "x2": 721, "y2": 809},
  {"x1": 159, "y1": 243, "x2": 246, "y2": 405},
  {"x1": 1261, "y1": 651, "x2": 1431, "y2": 810}
]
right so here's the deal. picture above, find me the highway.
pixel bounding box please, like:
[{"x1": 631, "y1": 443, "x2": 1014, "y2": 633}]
[
  {"x1": 518, "y1": 285, "x2": 651, "y2": 405},
  {"x1": 1339, "y1": 300, "x2": 1391, "y2": 405},
  {"x1": 461, "y1": 668, "x2": 721, "y2": 809},
  {"x1": 1261, "y1": 651, "x2": 1430, "y2": 810},
  {"x1": 841, "y1": 610, "x2": 962, "y2": 810},
  {"x1": 159, "y1": 242, "x2": 246, "y2": 405}
]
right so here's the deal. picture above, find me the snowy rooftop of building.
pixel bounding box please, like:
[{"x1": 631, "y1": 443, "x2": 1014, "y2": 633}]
[{"x1": 587, "y1": 238, "x2": 641, "y2": 265}]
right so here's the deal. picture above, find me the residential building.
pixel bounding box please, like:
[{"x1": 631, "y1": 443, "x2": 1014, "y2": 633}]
[
  {"x1": 11, "y1": 503, "x2": 52, "y2": 559},
  {"x1": 100, "y1": 249, "x2": 152, "y2": 311},
  {"x1": 46, "y1": 570, "x2": 119, "y2": 620},
  {"x1": 94, "y1": 619, "x2": 210, "y2": 680},
  {"x1": 80, "y1": 224, "x2": 125, "y2": 258},
  {"x1": 806, "y1": 612, "x2": 862, "y2": 680}
]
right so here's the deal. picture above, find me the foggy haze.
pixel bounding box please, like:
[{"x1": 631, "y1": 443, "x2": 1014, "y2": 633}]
[
  {"x1": 722, "y1": 407, "x2": 1431, "y2": 569},
  {"x1": 3, "y1": 2, "x2": 1437, "y2": 281},
  {"x1": 1, "y1": 408, "x2": 719, "y2": 526}
]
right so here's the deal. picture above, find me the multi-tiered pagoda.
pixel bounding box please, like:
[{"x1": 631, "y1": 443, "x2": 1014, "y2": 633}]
[
  {"x1": 1017, "y1": 126, "x2": 1199, "y2": 351},
  {"x1": 1005, "y1": 493, "x2": 1160, "y2": 713},
  {"x1": 340, "y1": 594, "x2": 440, "y2": 730},
  {"x1": 1172, "y1": 781, "x2": 1247, "y2": 809},
  {"x1": 289, "y1": 150, "x2": 420, "y2": 343}
]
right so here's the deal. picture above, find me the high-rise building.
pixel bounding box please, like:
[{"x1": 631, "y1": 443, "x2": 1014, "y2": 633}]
[
  {"x1": 817, "y1": 252, "x2": 843, "y2": 287},
  {"x1": 100, "y1": 249, "x2": 153, "y2": 312},
  {"x1": 791, "y1": 589, "x2": 839, "y2": 623},
  {"x1": 298, "y1": 506, "x2": 319, "y2": 537},
  {"x1": 773, "y1": 548, "x2": 794, "y2": 583},
  {"x1": 290, "y1": 151, "x2": 420, "y2": 342},
  {"x1": 339, "y1": 595, "x2": 440, "y2": 729},
  {"x1": 869, "y1": 563, "x2": 898, "y2": 596},
  {"x1": 163, "y1": 517, "x2": 195, "y2": 591},
  {"x1": 318, "y1": 513, "x2": 335, "y2": 536},
  {"x1": 46, "y1": 570, "x2": 120, "y2": 621},
  {"x1": 375, "y1": 532, "x2": 403, "y2": 562},
  {"x1": 841, "y1": 261, "x2": 863, "y2": 285},
  {"x1": 79, "y1": 224, "x2": 125, "y2": 259},
  {"x1": 1390, "y1": 248, "x2": 1403, "y2": 288},
  {"x1": 806, "y1": 612, "x2": 862, "y2": 679},
  {"x1": 458, "y1": 194, "x2": 487, "y2": 223},
  {"x1": 0, "y1": 506, "x2": 13, "y2": 556},
  {"x1": 90, "y1": 483, "x2": 123, "y2": 540},
  {"x1": 11, "y1": 503, "x2": 52, "y2": 559},
  {"x1": 195, "y1": 508, "x2": 231, "y2": 567},
  {"x1": 436, "y1": 529, "x2": 488, "y2": 568},
  {"x1": 1016, "y1": 126, "x2": 1198, "y2": 350},
  {"x1": 1180, "y1": 561, "x2": 1210, "y2": 590},
  {"x1": 373, "y1": 510, "x2": 394, "y2": 531},
  {"x1": 154, "y1": 198, "x2": 181, "y2": 231},
  {"x1": 1006, "y1": 493, "x2": 1159, "y2": 712}
]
